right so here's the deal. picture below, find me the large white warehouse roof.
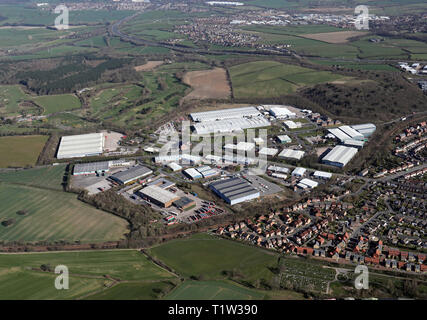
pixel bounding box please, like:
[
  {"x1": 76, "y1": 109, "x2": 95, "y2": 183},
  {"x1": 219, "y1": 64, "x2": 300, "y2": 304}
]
[
  {"x1": 192, "y1": 117, "x2": 270, "y2": 134},
  {"x1": 278, "y1": 148, "x2": 305, "y2": 160},
  {"x1": 57, "y1": 133, "x2": 104, "y2": 159},
  {"x1": 190, "y1": 107, "x2": 261, "y2": 122},
  {"x1": 268, "y1": 106, "x2": 296, "y2": 119},
  {"x1": 322, "y1": 145, "x2": 358, "y2": 167}
]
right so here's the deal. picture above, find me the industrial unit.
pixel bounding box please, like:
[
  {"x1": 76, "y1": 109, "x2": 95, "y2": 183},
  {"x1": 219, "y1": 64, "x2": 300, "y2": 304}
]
[
  {"x1": 292, "y1": 167, "x2": 306, "y2": 177},
  {"x1": 267, "y1": 106, "x2": 296, "y2": 119},
  {"x1": 73, "y1": 161, "x2": 110, "y2": 176},
  {"x1": 110, "y1": 165, "x2": 153, "y2": 184},
  {"x1": 167, "y1": 162, "x2": 182, "y2": 172},
  {"x1": 190, "y1": 106, "x2": 261, "y2": 122},
  {"x1": 328, "y1": 126, "x2": 365, "y2": 142},
  {"x1": 139, "y1": 185, "x2": 180, "y2": 208},
  {"x1": 146, "y1": 178, "x2": 175, "y2": 189},
  {"x1": 322, "y1": 145, "x2": 358, "y2": 168},
  {"x1": 277, "y1": 135, "x2": 292, "y2": 144},
  {"x1": 268, "y1": 165, "x2": 290, "y2": 174},
  {"x1": 313, "y1": 171, "x2": 332, "y2": 180},
  {"x1": 183, "y1": 168, "x2": 203, "y2": 180},
  {"x1": 258, "y1": 147, "x2": 278, "y2": 156},
  {"x1": 155, "y1": 154, "x2": 202, "y2": 164},
  {"x1": 192, "y1": 117, "x2": 271, "y2": 135},
  {"x1": 297, "y1": 178, "x2": 319, "y2": 189},
  {"x1": 57, "y1": 132, "x2": 104, "y2": 159},
  {"x1": 173, "y1": 196, "x2": 196, "y2": 210},
  {"x1": 283, "y1": 120, "x2": 302, "y2": 129},
  {"x1": 209, "y1": 177, "x2": 260, "y2": 205},
  {"x1": 351, "y1": 123, "x2": 377, "y2": 137},
  {"x1": 278, "y1": 148, "x2": 305, "y2": 160}
]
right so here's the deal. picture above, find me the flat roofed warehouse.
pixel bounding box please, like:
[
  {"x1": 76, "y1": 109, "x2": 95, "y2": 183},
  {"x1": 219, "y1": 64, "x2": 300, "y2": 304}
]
[
  {"x1": 139, "y1": 185, "x2": 180, "y2": 208},
  {"x1": 210, "y1": 177, "x2": 260, "y2": 205},
  {"x1": 57, "y1": 132, "x2": 104, "y2": 159},
  {"x1": 110, "y1": 165, "x2": 153, "y2": 184},
  {"x1": 278, "y1": 148, "x2": 305, "y2": 160},
  {"x1": 173, "y1": 196, "x2": 196, "y2": 210},
  {"x1": 322, "y1": 145, "x2": 358, "y2": 168},
  {"x1": 73, "y1": 161, "x2": 110, "y2": 175},
  {"x1": 190, "y1": 107, "x2": 261, "y2": 122},
  {"x1": 192, "y1": 117, "x2": 270, "y2": 135}
]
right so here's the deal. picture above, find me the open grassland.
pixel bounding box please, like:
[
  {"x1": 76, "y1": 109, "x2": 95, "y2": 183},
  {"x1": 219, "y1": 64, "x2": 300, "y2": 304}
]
[
  {"x1": 229, "y1": 60, "x2": 349, "y2": 99},
  {"x1": 134, "y1": 60, "x2": 164, "y2": 72},
  {"x1": 182, "y1": 67, "x2": 231, "y2": 100},
  {"x1": 166, "y1": 280, "x2": 265, "y2": 300},
  {"x1": 0, "y1": 165, "x2": 66, "y2": 191},
  {"x1": 301, "y1": 31, "x2": 367, "y2": 43},
  {"x1": 0, "y1": 135, "x2": 48, "y2": 168},
  {"x1": 0, "y1": 85, "x2": 29, "y2": 115},
  {"x1": 147, "y1": 233, "x2": 277, "y2": 282},
  {"x1": 0, "y1": 184, "x2": 128, "y2": 243},
  {"x1": 0, "y1": 250, "x2": 175, "y2": 299},
  {"x1": 34, "y1": 94, "x2": 81, "y2": 115}
]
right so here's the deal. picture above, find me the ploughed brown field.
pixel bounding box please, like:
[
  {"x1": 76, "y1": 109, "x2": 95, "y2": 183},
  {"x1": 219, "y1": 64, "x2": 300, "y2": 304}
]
[
  {"x1": 301, "y1": 31, "x2": 367, "y2": 43},
  {"x1": 182, "y1": 67, "x2": 231, "y2": 100},
  {"x1": 134, "y1": 60, "x2": 164, "y2": 72}
]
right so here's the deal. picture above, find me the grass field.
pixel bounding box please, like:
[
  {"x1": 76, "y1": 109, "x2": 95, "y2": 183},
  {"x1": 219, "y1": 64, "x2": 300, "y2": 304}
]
[
  {"x1": 34, "y1": 94, "x2": 81, "y2": 115},
  {"x1": 229, "y1": 60, "x2": 349, "y2": 99},
  {"x1": 0, "y1": 135, "x2": 48, "y2": 168},
  {"x1": 0, "y1": 165, "x2": 66, "y2": 191},
  {"x1": 0, "y1": 183, "x2": 128, "y2": 243},
  {"x1": 0, "y1": 250, "x2": 175, "y2": 299},
  {"x1": 0, "y1": 85, "x2": 29, "y2": 115},
  {"x1": 166, "y1": 280, "x2": 265, "y2": 300},
  {"x1": 147, "y1": 233, "x2": 277, "y2": 283}
]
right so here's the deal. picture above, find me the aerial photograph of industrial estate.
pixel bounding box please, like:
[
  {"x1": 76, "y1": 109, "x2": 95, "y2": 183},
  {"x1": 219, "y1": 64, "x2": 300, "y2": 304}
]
[{"x1": 0, "y1": 0, "x2": 426, "y2": 309}]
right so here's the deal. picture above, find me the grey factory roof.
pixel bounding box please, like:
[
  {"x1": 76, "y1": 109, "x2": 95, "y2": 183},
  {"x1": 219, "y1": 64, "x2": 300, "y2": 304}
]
[
  {"x1": 73, "y1": 161, "x2": 109, "y2": 175},
  {"x1": 139, "y1": 185, "x2": 179, "y2": 205},
  {"x1": 190, "y1": 106, "x2": 261, "y2": 122},
  {"x1": 110, "y1": 165, "x2": 153, "y2": 184},
  {"x1": 322, "y1": 145, "x2": 358, "y2": 167},
  {"x1": 210, "y1": 177, "x2": 259, "y2": 201}
]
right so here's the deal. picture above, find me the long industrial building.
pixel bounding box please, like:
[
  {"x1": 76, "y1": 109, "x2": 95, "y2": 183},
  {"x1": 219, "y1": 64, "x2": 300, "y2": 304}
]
[
  {"x1": 73, "y1": 161, "x2": 110, "y2": 175},
  {"x1": 192, "y1": 117, "x2": 270, "y2": 135},
  {"x1": 210, "y1": 177, "x2": 260, "y2": 205},
  {"x1": 351, "y1": 123, "x2": 376, "y2": 138},
  {"x1": 57, "y1": 132, "x2": 104, "y2": 159},
  {"x1": 278, "y1": 148, "x2": 305, "y2": 160},
  {"x1": 328, "y1": 126, "x2": 365, "y2": 142},
  {"x1": 190, "y1": 107, "x2": 261, "y2": 122},
  {"x1": 322, "y1": 145, "x2": 358, "y2": 168},
  {"x1": 110, "y1": 165, "x2": 153, "y2": 184}
]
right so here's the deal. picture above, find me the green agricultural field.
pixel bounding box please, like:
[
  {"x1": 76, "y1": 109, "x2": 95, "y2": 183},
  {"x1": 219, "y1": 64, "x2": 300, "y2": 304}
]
[
  {"x1": 165, "y1": 280, "x2": 265, "y2": 300},
  {"x1": 34, "y1": 94, "x2": 81, "y2": 115},
  {"x1": 229, "y1": 60, "x2": 349, "y2": 99},
  {"x1": 0, "y1": 183, "x2": 128, "y2": 243},
  {"x1": 0, "y1": 250, "x2": 175, "y2": 299},
  {"x1": 0, "y1": 85, "x2": 29, "y2": 115},
  {"x1": 147, "y1": 233, "x2": 277, "y2": 283},
  {"x1": 0, "y1": 135, "x2": 48, "y2": 168},
  {"x1": 0, "y1": 165, "x2": 66, "y2": 191}
]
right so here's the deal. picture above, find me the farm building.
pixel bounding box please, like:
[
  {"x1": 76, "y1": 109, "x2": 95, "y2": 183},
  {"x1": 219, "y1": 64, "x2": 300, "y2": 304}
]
[
  {"x1": 192, "y1": 117, "x2": 270, "y2": 135},
  {"x1": 209, "y1": 177, "x2": 260, "y2": 205},
  {"x1": 297, "y1": 178, "x2": 319, "y2": 189},
  {"x1": 190, "y1": 107, "x2": 261, "y2": 122},
  {"x1": 258, "y1": 147, "x2": 278, "y2": 156},
  {"x1": 351, "y1": 123, "x2": 376, "y2": 138},
  {"x1": 277, "y1": 135, "x2": 292, "y2": 144},
  {"x1": 322, "y1": 145, "x2": 358, "y2": 168},
  {"x1": 73, "y1": 161, "x2": 110, "y2": 176},
  {"x1": 292, "y1": 167, "x2": 306, "y2": 177},
  {"x1": 278, "y1": 148, "x2": 305, "y2": 160},
  {"x1": 57, "y1": 132, "x2": 104, "y2": 159},
  {"x1": 173, "y1": 196, "x2": 196, "y2": 210},
  {"x1": 110, "y1": 165, "x2": 153, "y2": 184},
  {"x1": 313, "y1": 171, "x2": 332, "y2": 180},
  {"x1": 267, "y1": 105, "x2": 296, "y2": 119},
  {"x1": 139, "y1": 185, "x2": 180, "y2": 208}
]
